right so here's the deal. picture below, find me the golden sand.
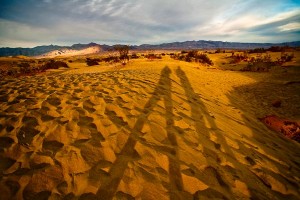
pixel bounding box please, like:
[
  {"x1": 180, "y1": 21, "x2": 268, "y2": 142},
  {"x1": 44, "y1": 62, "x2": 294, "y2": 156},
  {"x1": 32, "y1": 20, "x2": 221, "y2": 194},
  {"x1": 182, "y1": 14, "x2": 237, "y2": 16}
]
[{"x1": 0, "y1": 57, "x2": 299, "y2": 199}]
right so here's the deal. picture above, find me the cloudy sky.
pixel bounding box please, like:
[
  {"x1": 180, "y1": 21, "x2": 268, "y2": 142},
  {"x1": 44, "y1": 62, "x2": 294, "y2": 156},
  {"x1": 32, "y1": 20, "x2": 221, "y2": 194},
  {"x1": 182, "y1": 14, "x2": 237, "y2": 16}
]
[{"x1": 0, "y1": 0, "x2": 300, "y2": 47}]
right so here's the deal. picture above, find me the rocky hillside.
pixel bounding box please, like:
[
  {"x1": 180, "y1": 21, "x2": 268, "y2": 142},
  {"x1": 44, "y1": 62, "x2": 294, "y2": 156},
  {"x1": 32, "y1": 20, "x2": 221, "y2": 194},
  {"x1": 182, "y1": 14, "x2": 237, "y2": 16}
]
[{"x1": 1, "y1": 40, "x2": 300, "y2": 57}]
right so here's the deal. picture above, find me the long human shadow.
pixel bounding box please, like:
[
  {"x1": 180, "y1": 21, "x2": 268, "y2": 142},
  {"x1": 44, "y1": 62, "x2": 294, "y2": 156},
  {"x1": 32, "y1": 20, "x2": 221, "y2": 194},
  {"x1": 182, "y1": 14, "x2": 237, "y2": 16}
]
[
  {"x1": 163, "y1": 68, "x2": 184, "y2": 199},
  {"x1": 176, "y1": 67, "x2": 238, "y2": 153},
  {"x1": 176, "y1": 67, "x2": 282, "y2": 199},
  {"x1": 96, "y1": 66, "x2": 183, "y2": 199},
  {"x1": 176, "y1": 67, "x2": 233, "y2": 197}
]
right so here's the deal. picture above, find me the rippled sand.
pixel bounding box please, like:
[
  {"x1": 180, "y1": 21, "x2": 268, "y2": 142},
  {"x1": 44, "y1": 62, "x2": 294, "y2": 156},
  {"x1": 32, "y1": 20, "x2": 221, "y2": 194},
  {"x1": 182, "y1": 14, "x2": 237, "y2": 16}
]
[{"x1": 0, "y1": 60, "x2": 299, "y2": 200}]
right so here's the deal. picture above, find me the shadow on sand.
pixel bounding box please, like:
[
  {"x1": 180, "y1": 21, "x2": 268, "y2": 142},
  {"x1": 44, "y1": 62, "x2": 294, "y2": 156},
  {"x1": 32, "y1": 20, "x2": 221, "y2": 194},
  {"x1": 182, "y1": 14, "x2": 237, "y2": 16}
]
[
  {"x1": 93, "y1": 66, "x2": 226, "y2": 199},
  {"x1": 95, "y1": 66, "x2": 183, "y2": 199},
  {"x1": 87, "y1": 66, "x2": 300, "y2": 200}
]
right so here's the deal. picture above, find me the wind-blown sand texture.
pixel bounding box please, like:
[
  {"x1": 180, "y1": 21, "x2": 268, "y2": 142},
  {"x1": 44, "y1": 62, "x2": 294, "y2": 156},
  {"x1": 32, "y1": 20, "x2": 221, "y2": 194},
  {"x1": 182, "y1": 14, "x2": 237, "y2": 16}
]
[{"x1": 0, "y1": 58, "x2": 300, "y2": 200}]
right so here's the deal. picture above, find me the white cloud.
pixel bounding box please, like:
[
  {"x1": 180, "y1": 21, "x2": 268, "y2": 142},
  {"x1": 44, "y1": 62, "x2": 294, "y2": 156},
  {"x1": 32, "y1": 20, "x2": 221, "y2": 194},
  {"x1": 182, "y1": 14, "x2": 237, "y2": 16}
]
[
  {"x1": 0, "y1": 0, "x2": 299, "y2": 46},
  {"x1": 278, "y1": 22, "x2": 300, "y2": 31},
  {"x1": 0, "y1": 19, "x2": 56, "y2": 47}
]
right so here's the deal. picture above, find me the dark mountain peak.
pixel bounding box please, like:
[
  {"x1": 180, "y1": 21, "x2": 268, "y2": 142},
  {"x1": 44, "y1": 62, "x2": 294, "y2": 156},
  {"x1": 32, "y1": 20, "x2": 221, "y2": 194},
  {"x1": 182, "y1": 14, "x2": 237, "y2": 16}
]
[{"x1": 70, "y1": 42, "x2": 100, "y2": 50}]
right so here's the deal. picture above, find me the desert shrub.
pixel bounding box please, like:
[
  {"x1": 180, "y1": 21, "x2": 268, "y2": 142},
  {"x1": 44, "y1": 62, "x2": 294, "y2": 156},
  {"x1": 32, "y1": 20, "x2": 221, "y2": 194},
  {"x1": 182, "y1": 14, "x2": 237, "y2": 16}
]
[
  {"x1": 280, "y1": 52, "x2": 294, "y2": 62},
  {"x1": 114, "y1": 45, "x2": 129, "y2": 65},
  {"x1": 230, "y1": 51, "x2": 249, "y2": 63},
  {"x1": 187, "y1": 50, "x2": 197, "y2": 58},
  {"x1": 248, "y1": 48, "x2": 266, "y2": 54},
  {"x1": 86, "y1": 58, "x2": 99, "y2": 66},
  {"x1": 273, "y1": 52, "x2": 295, "y2": 65},
  {"x1": 267, "y1": 46, "x2": 282, "y2": 52},
  {"x1": 145, "y1": 54, "x2": 154, "y2": 59},
  {"x1": 43, "y1": 60, "x2": 69, "y2": 70},
  {"x1": 130, "y1": 53, "x2": 139, "y2": 59},
  {"x1": 177, "y1": 54, "x2": 186, "y2": 61},
  {"x1": 16, "y1": 62, "x2": 40, "y2": 75},
  {"x1": 172, "y1": 50, "x2": 213, "y2": 65},
  {"x1": 53, "y1": 61, "x2": 69, "y2": 68},
  {"x1": 145, "y1": 54, "x2": 162, "y2": 60},
  {"x1": 242, "y1": 54, "x2": 274, "y2": 72},
  {"x1": 0, "y1": 60, "x2": 69, "y2": 77},
  {"x1": 215, "y1": 48, "x2": 222, "y2": 53},
  {"x1": 161, "y1": 53, "x2": 166, "y2": 56},
  {"x1": 103, "y1": 56, "x2": 119, "y2": 63},
  {"x1": 196, "y1": 53, "x2": 214, "y2": 65},
  {"x1": 267, "y1": 46, "x2": 293, "y2": 52}
]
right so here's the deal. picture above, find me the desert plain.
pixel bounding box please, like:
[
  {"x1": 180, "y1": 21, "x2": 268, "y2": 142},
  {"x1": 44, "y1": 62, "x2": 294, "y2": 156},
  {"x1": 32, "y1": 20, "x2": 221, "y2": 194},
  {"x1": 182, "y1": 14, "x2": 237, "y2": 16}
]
[{"x1": 0, "y1": 51, "x2": 300, "y2": 200}]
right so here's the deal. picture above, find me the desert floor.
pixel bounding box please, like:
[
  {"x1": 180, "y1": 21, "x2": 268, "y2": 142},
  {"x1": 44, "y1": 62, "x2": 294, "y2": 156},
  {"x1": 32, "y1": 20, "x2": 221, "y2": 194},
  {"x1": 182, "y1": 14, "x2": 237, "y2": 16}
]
[{"x1": 0, "y1": 56, "x2": 300, "y2": 200}]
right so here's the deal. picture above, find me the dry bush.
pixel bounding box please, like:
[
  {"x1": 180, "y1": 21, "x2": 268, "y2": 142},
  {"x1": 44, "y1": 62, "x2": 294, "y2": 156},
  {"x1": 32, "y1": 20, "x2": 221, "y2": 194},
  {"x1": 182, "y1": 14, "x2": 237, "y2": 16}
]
[
  {"x1": 0, "y1": 59, "x2": 70, "y2": 78},
  {"x1": 215, "y1": 48, "x2": 225, "y2": 53},
  {"x1": 280, "y1": 52, "x2": 294, "y2": 62},
  {"x1": 114, "y1": 45, "x2": 129, "y2": 65},
  {"x1": 229, "y1": 51, "x2": 248, "y2": 64},
  {"x1": 145, "y1": 54, "x2": 162, "y2": 60},
  {"x1": 43, "y1": 60, "x2": 69, "y2": 70},
  {"x1": 103, "y1": 56, "x2": 119, "y2": 63},
  {"x1": 242, "y1": 54, "x2": 274, "y2": 72},
  {"x1": 86, "y1": 58, "x2": 100, "y2": 66},
  {"x1": 172, "y1": 50, "x2": 213, "y2": 65},
  {"x1": 130, "y1": 53, "x2": 139, "y2": 59}
]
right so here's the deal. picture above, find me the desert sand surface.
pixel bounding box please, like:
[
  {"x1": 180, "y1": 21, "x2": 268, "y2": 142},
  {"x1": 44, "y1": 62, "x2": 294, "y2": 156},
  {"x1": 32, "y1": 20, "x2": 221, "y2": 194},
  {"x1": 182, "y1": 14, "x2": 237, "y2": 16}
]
[{"x1": 0, "y1": 57, "x2": 300, "y2": 200}]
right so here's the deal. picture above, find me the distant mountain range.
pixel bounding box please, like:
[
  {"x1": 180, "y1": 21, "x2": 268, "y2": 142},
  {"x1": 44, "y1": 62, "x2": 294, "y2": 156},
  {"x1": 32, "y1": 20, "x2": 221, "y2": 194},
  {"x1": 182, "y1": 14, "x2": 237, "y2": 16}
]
[
  {"x1": 135, "y1": 40, "x2": 300, "y2": 50},
  {"x1": 1, "y1": 40, "x2": 300, "y2": 57}
]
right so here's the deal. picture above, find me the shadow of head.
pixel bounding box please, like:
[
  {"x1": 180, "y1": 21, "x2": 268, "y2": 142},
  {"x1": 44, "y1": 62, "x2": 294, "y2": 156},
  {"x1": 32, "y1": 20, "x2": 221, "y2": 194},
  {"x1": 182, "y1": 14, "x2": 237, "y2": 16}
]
[
  {"x1": 162, "y1": 66, "x2": 171, "y2": 75},
  {"x1": 176, "y1": 66, "x2": 185, "y2": 77}
]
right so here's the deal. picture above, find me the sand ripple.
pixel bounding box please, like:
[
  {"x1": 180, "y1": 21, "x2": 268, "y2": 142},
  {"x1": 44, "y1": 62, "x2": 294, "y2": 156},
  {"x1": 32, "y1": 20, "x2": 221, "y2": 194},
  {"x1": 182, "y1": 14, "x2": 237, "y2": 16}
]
[{"x1": 0, "y1": 67, "x2": 299, "y2": 199}]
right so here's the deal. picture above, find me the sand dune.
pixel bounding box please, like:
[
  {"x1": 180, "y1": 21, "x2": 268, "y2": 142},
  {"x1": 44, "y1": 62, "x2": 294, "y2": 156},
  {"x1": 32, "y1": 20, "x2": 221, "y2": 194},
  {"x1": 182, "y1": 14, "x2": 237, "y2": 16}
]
[
  {"x1": 37, "y1": 46, "x2": 102, "y2": 58},
  {"x1": 0, "y1": 60, "x2": 299, "y2": 200}
]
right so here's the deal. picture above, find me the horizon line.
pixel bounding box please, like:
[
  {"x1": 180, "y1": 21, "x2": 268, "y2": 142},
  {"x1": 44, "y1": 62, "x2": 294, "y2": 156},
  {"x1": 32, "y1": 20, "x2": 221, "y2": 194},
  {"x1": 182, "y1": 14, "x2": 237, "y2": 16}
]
[{"x1": 1, "y1": 39, "x2": 300, "y2": 49}]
